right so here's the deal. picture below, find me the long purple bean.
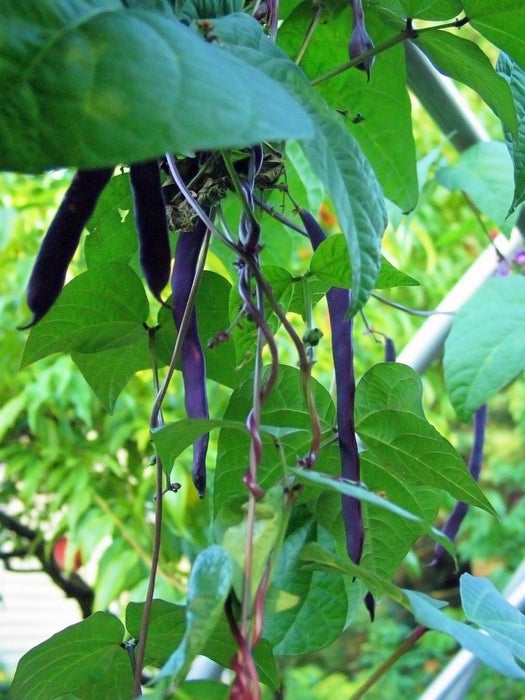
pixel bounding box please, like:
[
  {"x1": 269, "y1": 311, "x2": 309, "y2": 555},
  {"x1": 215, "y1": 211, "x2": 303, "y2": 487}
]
[
  {"x1": 172, "y1": 220, "x2": 209, "y2": 498},
  {"x1": 299, "y1": 209, "x2": 363, "y2": 564},
  {"x1": 21, "y1": 168, "x2": 113, "y2": 328},
  {"x1": 432, "y1": 404, "x2": 487, "y2": 565},
  {"x1": 130, "y1": 160, "x2": 171, "y2": 302}
]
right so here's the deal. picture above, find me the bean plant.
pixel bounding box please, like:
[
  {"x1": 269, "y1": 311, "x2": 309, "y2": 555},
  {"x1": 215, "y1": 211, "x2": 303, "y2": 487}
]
[{"x1": 2, "y1": 0, "x2": 525, "y2": 698}]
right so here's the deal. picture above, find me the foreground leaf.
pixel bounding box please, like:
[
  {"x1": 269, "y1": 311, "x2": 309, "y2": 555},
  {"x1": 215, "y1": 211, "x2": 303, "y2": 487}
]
[
  {"x1": 0, "y1": 1, "x2": 313, "y2": 172},
  {"x1": 464, "y1": 0, "x2": 525, "y2": 71},
  {"x1": 444, "y1": 276, "x2": 525, "y2": 421},
  {"x1": 10, "y1": 613, "x2": 131, "y2": 700}
]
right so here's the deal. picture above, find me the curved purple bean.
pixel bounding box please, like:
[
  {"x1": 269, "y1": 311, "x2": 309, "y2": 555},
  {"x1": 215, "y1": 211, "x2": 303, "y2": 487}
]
[
  {"x1": 384, "y1": 337, "x2": 396, "y2": 362},
  {"x1": 130, "y1": 160, "x2": 171, "y2": 301},
  {"x1": 20, "y1": 168, "x2": 113, "y2": 328},
  {"x1": 299, "y1": 209, "x2": 363, "y2": 564},
  {"x1": 432, "y1": 404, "x2": 487, "y2": 566},
  {"x1": 349, "y1": 0, "x2": 375, "y2": 80},
  {"x1": 172, "y1": 220, "x2": 209, "y2": 498}
]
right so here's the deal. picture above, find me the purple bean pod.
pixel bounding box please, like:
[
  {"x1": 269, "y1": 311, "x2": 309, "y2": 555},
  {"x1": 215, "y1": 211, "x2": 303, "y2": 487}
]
[
  {"x1": 384, "y1": 336, "x2": 396, "y2": 362},
  {"x1": 431, "y1": 404, "x2": 487, "y2": 566},
  {"x1": 130, "y1": 160, "x2": 171, "y2": 302},
  {"x1": 172, "y1": 220, "x2": 209, "y2": 498},
  {"x1": 299, "y1": 209, "x2": 363, "y2": 564},
  {"x1": 21, "y1": 168, "x2": 113, "y2": 328},
  {"x1": 349, "y1": 0, "x2": 375, "y2": 80}
]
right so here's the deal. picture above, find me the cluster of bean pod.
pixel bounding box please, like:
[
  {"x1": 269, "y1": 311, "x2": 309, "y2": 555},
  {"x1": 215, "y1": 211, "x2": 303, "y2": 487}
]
[{"x1": 21, "y1": 160, "x2": 210, "y2": 496}]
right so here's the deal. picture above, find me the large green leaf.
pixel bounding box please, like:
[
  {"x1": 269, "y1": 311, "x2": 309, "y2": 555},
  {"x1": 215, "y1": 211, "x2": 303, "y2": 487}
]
[
  {"x1": 405, "y1": 583, "x2": 525, "y2": 679},
  {"x1": 21, "y1": 262, "x2": 150, "y2": 366},
  {"x1": 125, "y1": 600, "x2": 279, "y2": 689},
  {"x1": 496, "y1": 52, "x2": 525, "y2": 213},
  {"x1": 208, "y1": 12, "x2": 387, "y2": 315},
  {"x1": 155, "y1": 546, "x2": 233, "y2": 685},
  {"x1": 463, "y1": 0, "x2": 525, "y2": 71},
  {"x1": 355, "y1": 363, "x2": 495, "y2": 513},
  {"x1": 10, "y1": 613, "x2": 132, "y2": 700},
  {"x1": 415, "y1": 30, "x2": 518, "y2": 139},
  {"x1": 278, "y1": 2, "x2": 418, "y2": 212},
  {"x1": 444, "y1": 276, "x2": 525, "y2": 421},
  {"x1": 0, "y1": 1, "x2": 313, "y2": 172}
]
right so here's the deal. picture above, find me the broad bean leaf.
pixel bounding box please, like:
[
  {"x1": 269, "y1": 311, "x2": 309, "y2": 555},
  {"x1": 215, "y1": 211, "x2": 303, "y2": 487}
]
[
  {"x1": 155, "y1": 546, "x2": 233, "y2": 685},
  {"x1": 0, "y1": 1, "x2": 313, "y2": 172},
  {"x1": 263, "y1": 515, "x2": 348, "y2": 655},
  {"x1": 355, "y1": 363, "x2": 495, "y2": 513},
  {"x1": 208, "y1": 13, "x2": 387, "y2": 315},
  {"x1": 21, "y1": 263, "x2": 150, "y2": 366},
  {"x1": 496, "y1": 52, "x2": 525, "y2": 214},
  {"x1": 126, "y1": 599, "x2": 279, "y2": 689},
  {"x1": 10, "y1": 613, "x2": 132, "y2": 700},
  {"x1": 279, "y1": 3, "x2": 418, "y2": 213},
  {"x1": 172, "y1": 681, "x2": 229, "y2": 700},
  {"x1": 415, "y1": 30, "x2": 518, "y2": 139},
  {"x1": 405, "y1": 583, "x2": 525, "y2": 679},
  {"x1": 310, "y1": 234, "x2": 420, "y2": 288},
  {"x1": 444, "y1": 276, "x2": 525, "y2": 421},
  {"x1": 435, "y1": 141, "x2": 516, "y2": 232},
  {"x1": 463, "y1": 0, "x2": 525, "y2": 71}
]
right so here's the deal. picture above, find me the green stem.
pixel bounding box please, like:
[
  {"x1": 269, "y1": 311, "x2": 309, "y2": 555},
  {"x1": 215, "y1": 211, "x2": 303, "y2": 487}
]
[
  {"x1": 311, "y1": 16, "x2": 469, "y2": 86},
  {"x1": 349, "y1": 625, "x2": 427, "y2": 700},
  {"x1": 296, "y1": 3, "x2": 324, "y2": 65}
]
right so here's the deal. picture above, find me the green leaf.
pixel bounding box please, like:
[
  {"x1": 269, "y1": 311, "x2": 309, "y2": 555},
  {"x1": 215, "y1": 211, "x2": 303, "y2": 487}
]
[
  {"x1": 72, "y1": 340, "x2": 151, "y2": 413},
  {"x1": 415, "y1": 30, "x2": 518, "y2": 139},
  {"x1": 263, "y1": 516, "x2": 348, "y2": 655},
  {"x1": 208, "y1": 12, "x2": 387, "y2": 315},
  {"x1": 10, "y1": 612, "x2": 132, "y2": 700},
  {"x1": 125, "y1": 600, "x2": 279, "y2": 689},
  {"x1": 444, "y1": 276, "x2": 525, "y2": 421},
  {"x1": 279, "y1": 3, "x2": 418, "y2": 213},
  {"x1": 84, "y1": 171, "x2": 139, "y2": 269},
  {"x1": 496, "y1": 52, "x2": 525, "y2": 213},
  {"x1": 463, "y1": 0, "x2": 525, "y2": 71},
  {"x1": 355, "y1": 363, "x2": 496, "y2": 514},
  {"x1": 310, "y1": 234, "x2": 420, "y2": 288},
  {"x1": 175, "y1": 680, "x2": 229, "y2": 700},
  {"x1": 461, "y1": 574, "x2": 525, "y2": 662},
  {"x1": 405, "y1": 586, "x2": 525, "y2": 679},
  {"x1": 435, "y1": 141, "x2": 515, "y2": 230},
  {"x1": 0, "y1": 2, "x2": 313, "y2": 172},
  {"x1": 21, "y1": 263, "x2": 150, "y2": 366},
  {"x1": 155, "y1": 545, "x2": 233, "y2": 685}
]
